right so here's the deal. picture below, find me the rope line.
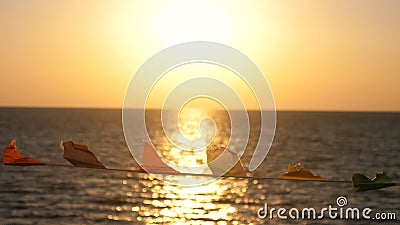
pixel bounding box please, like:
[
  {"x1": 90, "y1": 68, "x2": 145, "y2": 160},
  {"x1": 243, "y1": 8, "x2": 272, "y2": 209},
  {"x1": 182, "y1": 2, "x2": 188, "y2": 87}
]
[{"x1": 32, "y1": 163, "x2": 391, "y2": 185}]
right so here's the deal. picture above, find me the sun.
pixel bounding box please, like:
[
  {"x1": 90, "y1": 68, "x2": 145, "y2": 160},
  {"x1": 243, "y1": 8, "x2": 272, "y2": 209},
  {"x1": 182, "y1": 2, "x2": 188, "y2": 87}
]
[{"x1": 156, "y1": 0, "x2": 232, "y2": 45}]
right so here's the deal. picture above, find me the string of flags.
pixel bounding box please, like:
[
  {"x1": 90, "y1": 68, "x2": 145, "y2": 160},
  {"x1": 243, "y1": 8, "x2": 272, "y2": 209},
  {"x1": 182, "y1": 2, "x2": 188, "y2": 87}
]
[{"x1": 2, "y1": 140, "x2": 398, "y2": 191}]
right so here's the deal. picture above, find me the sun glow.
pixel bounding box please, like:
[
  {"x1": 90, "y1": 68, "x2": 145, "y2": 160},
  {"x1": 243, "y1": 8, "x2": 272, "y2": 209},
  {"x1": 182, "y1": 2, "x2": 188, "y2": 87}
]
[{"x1": 157, "y1": 0, "x2": 232, "y2": 45}]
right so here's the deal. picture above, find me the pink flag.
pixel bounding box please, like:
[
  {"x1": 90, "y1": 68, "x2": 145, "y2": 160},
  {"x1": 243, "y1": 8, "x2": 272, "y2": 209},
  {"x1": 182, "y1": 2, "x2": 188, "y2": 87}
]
[{"x1": 139, "y1": 142, "x2": 180, "y2": 174}]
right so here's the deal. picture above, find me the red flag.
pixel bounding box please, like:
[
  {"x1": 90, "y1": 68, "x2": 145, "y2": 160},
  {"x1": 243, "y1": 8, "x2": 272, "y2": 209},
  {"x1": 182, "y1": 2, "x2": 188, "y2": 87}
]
[
  {"x1": 139, "y1": 142, "x2": 180, "y2": 174},
  {"x1": 2, "y1": 140, "x2": 44, "y2": 166}
]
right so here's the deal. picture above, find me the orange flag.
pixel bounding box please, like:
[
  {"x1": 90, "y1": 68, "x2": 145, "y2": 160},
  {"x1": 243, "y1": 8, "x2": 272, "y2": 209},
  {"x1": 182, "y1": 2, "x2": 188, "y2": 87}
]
[
  {"x1": 139, "y1": 142, "x2": 180, "y2": 174},
  {"x1": 2, "y1": 140, "x2": 45, "y2": 166}
]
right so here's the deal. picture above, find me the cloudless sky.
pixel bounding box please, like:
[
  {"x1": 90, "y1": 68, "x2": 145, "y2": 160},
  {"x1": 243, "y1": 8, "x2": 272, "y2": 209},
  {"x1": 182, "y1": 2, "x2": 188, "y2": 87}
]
[{"x1": 1, "y1": 0, "x2": 399, "y2": 111}]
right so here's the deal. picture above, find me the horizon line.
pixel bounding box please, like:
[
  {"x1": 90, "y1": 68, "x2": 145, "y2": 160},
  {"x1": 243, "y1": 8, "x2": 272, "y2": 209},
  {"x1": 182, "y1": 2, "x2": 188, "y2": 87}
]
[{"x1": 0, "y1": 105, "x2": 400, "y2": 114}]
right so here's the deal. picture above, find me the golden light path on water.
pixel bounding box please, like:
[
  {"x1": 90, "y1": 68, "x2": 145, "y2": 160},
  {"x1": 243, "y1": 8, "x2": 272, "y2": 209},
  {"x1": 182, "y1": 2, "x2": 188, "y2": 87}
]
[
  {"x1": 108, "y1": 175, "x2": 259, "y2": 224},
  {"x1": 147, "y1": 105, "x2": 232, "y2": 175},
  {"x1": 107, "y1": 107, "x2": 268, "y2": 224}
]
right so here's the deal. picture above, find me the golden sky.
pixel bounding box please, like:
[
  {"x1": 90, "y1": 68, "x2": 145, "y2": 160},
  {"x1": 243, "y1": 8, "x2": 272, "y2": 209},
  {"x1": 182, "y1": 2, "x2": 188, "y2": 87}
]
[{"x1": 1, "y1": 0, "x2": 400, "y2": 111}]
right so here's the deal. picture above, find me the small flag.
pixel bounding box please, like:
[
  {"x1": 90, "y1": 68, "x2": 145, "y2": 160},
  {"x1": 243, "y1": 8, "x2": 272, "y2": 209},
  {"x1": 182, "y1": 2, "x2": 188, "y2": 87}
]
[
  {"x1": 139, "y1": 142, "x2": 180, "y2": 174},
  {"x1": 2, "y1": 140, "x2": 44, "y2": 166},
  {"x1": 60, "y1": 141, "x2": 105, "y2": 169},
  {"x1": 352, "y1": 172, "x2": 395, "y2": 191},
  {"x1": 206, "y1": 146, "x2": 247, "y2": 177},
  {"x1": 281, "y1": 163, "x2": 323, "y2": 181}
]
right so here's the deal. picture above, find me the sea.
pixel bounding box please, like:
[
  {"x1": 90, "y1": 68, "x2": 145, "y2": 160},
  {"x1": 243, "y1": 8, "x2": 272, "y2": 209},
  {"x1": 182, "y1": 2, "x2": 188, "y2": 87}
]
[{"x1": 0, "y1": 108, "x2": 399, "y2": 225}]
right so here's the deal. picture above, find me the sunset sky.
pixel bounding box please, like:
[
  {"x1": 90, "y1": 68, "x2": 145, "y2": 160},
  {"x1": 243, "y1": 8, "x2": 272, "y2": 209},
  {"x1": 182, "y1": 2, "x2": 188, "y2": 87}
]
[{"x1": 1, "y1": 0, "x2": 399, "y2": 111}]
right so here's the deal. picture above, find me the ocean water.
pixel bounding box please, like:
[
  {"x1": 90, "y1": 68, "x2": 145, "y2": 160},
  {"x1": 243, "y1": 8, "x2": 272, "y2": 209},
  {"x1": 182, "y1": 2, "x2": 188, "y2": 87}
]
[{"x1": 0, "y1": 108, "x2": 399, "y2": 224}]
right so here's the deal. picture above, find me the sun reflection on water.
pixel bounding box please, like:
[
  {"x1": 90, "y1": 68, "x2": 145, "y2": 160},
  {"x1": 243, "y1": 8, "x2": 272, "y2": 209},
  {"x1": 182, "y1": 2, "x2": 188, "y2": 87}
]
[
  {"x1": 107, "y1": 175, "x2": 250, "y2": 224},
  {"x1": 146, "y1": 106, "x2": 231, "y2": 176},
  {"x1": 107, "y1": 107, "x2": 258, "y2": 224},
  {"x1": 105, "y1": 158, "x2": 281, "y2": 224},
  {"x1": 107, "y1": 106, "x2": 293, "y2": 224}
]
